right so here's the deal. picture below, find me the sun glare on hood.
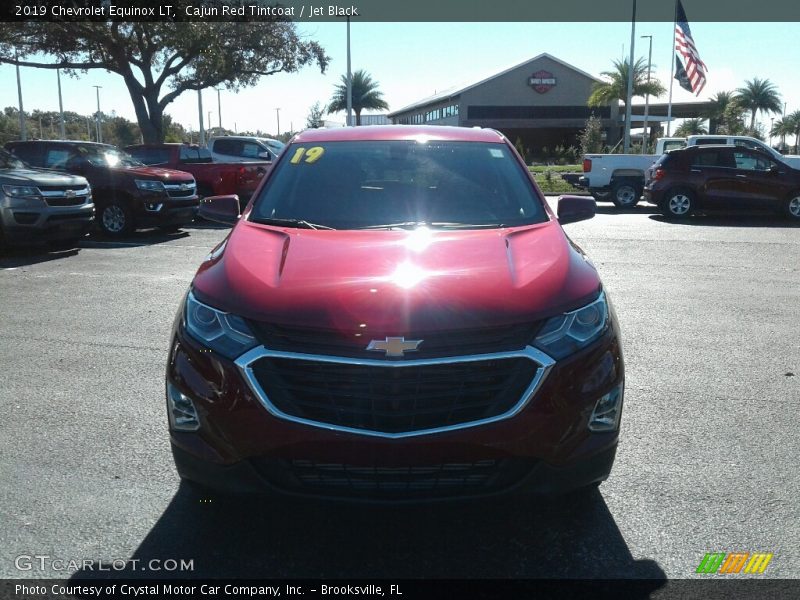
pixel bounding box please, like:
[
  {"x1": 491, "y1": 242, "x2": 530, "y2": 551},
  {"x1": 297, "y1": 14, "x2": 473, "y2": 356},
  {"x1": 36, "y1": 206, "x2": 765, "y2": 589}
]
[{"x1": 389, "y1": 261, "x2": 429, "y2": 289}]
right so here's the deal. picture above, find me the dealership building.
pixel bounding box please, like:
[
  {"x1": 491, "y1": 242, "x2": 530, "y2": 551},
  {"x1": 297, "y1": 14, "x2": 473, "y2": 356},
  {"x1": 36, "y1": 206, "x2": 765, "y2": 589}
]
[{"x1": 388, "y1": 53, "x2": 708, "y2": 155}]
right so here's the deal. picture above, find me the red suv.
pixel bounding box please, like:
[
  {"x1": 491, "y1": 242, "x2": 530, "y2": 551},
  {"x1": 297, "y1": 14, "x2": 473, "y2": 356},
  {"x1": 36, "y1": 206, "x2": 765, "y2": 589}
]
[
  {"x1": 166, "y1": 126, "x2": 624, "y2": 501},
  {"x1": 645, "y1": 145, "x2": 800, "y2": 220}
]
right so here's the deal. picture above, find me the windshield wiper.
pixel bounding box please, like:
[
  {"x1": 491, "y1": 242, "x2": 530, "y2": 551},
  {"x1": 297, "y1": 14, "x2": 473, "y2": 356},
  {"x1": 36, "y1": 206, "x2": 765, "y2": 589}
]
[
  {"x1": 357, "y1": 221, "x2": 428, "y2": 230},
  {"x1": 427, "y1": 222, "x2": 506, "y2": 229},
  {"x1": 256, "y1": 218, "x2": 335, "y2": 230}
]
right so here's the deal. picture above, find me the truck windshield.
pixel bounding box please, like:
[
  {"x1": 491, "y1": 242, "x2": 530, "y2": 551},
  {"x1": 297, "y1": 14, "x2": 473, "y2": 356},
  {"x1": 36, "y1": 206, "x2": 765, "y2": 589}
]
[
  {"x1": 0, "y1": 148, "x2": 26, "y2": 169},
  {"x1": 250, "y1": 140, "x2": 547, "y2": 230},
  {"x1": 76, "y1": 146, "x2": 143, "y2": 168}
]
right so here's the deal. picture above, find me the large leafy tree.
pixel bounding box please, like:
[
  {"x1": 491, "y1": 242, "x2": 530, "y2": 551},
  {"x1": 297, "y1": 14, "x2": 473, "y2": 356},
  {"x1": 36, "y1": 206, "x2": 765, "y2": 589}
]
[
  {"x1": 328, "y1": 69, "x2": 389, "y2": 126},
  {"x1": 588, "y1": 57, "x2": 666, "y2": 107},
  {"x1": 674, "y1": 118, "x2": 708, "y2": 137},
  {"x1": 0, "y1": 10, "x2": 329, "y2": 142},
  {"x1": 735, "y1": 78, "x2": 782, "y2": 131}
]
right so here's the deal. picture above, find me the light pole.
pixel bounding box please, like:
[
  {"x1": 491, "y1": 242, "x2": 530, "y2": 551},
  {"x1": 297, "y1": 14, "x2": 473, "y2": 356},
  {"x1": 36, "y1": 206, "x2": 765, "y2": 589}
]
[
  {"x1": 275, "y1": 108, "x2": 281, "y2": 135},
  {"x1": 198, "y1": 90, "x2": 205, "y2": 145},
  {"x1": 346, "y1": 16, "x2": 352, "y2": 126},
  {"x1": 214, "y1": 87, "x2": 222, "y2": 131},
  {"x1": 622, "y1": 0, "x2": 637, "y2": 154},
  {"x1": 56, "y1": 68, "x2": 66, "y2": 139},
  {"x1": 770, "y1": 117, "x2": 774, "y2": 148},
  {"x1": 15, "y1": 48, "x2": 26, "y2": 141},
  {"x1": 783, "y1": 102, "x2": 787, "y2": 150},
  {"x1": 640, "y1": 34, "x2": 652, "y2": 154},
  {"x1": 208, "y1": 110, "x2": 213, "y2": 135},
  {"x1": 93, "y1": 85, "x2": 102, "y2": 143}
]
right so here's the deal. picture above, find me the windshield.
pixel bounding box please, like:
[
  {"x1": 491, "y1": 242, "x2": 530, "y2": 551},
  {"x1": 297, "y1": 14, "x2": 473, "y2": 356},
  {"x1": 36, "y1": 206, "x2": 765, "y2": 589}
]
[
  {"x1": 250, "y1": 140, "x2": 547, "y2": 230},
  {"x1": 77, "y1": 146, "x2": 143, "y2": 168},
  {"x1": 261, "y1": 139, "x2": 285, "y2": 153},
  {"x1": 0, "y1": 148, "x2": 26, "y2": 169}
]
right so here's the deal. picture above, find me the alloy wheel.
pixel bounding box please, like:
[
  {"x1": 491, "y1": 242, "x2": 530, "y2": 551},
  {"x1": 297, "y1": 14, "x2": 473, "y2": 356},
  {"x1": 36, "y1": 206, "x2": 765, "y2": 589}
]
[
  {"x1": 789, "y1": 196, "x2": 800, "y2": 218},
  {"x1": 668, "y1": 194, "x2": 691, "y2": 216},
  {"x1": 102, "y1": 205, "x2": 126, "y2": 233},
  {"x1": 615, "y1": 186, "x2": 637, "y2": 206}
]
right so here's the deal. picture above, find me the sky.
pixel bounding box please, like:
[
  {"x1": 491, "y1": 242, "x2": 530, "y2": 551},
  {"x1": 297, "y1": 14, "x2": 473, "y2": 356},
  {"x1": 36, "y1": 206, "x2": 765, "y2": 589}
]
[{"x1": 1, "y1": 21, "x2": 798, "y2": 137}]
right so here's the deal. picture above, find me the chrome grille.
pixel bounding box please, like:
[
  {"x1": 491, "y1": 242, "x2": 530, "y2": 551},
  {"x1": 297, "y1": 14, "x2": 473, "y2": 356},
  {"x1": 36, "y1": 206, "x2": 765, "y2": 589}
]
[
  {"x1": 236, "y1": 346, "x2": 555, "y2": 438},
  {"x1": 39, "y1": 185, "x2": 90, "y2": 206},
  {"x1": 164, "y1": 181, "x2": 196, "y2": 198}
]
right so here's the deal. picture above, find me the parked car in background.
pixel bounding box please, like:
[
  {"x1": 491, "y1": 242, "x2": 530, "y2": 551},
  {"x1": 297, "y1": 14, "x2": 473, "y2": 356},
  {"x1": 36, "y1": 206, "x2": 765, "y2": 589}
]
[
  {"x1": 167, "y1": 125, "x2": 624, "y2": 501},
  {"x1": 580, "y1": 134, "x2": 800, "y2": 208},
  {"x1": 580, "y1": 138, "x2": 686, "y2": 207},
  {"x1": 6, "y1": 141, "x2": 199, "y2": 236},
  {"x1": 0, "y1": 148, "x2": 94, "y2": 247},
  {"x1": 207, "y1": 136, "x2": 284, "y2": 164},
  {"x1": 125, "y1": 143, "x2": 269, "y2": 201},
  {"x1": 644, "y1": 145, "x2": 800, "y2": 220}
]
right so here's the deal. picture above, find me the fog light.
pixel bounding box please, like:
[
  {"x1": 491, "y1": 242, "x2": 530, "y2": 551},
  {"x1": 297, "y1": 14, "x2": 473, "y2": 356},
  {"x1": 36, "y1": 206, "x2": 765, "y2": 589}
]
[
  {"x1": 588, "y1": 382, "x2": 624, "y2": 432},
  {"x1": 166, "y1": 381, "x2": 200, "y2": 431},
  {"x1": 145, "y1": 203, "x2": 163, "y2": 211}
]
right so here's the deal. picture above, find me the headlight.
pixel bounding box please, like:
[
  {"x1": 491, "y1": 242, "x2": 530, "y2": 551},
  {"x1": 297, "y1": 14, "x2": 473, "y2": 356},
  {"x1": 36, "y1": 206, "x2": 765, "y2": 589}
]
[
  {"x1": 3, "y1": 185, "x2": 40, "y2": 198},
  {"x1": 533, "y1": 292, "x2": 609, "y2": 359},
  {"x1": 135, "y1": 179, "x2": 165, "y2": 192},
  {"x1": 183, "y1": 291, "x2": 257, "y2": 359}
]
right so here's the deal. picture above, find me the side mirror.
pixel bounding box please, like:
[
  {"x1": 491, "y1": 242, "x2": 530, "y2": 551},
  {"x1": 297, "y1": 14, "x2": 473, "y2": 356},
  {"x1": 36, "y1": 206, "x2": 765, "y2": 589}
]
[
  {"x1": 769, "y1": 165, "x2": 781, "y2": 175},
  {"x1": 257, "y1": 151, "x2": 272, "y2": 161},
  {"x1": 557, "y1": 195, "x2": 596, "y2": 225},
  {"x1": 199, "y1": 194, "x2": 241, "y2": 225}
]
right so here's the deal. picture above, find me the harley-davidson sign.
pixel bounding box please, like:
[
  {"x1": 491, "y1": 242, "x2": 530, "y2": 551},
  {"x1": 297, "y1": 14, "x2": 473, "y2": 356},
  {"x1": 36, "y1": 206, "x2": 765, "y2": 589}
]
[{"x1": 529, "y1": 70, "x2": 557, "y2": 94}]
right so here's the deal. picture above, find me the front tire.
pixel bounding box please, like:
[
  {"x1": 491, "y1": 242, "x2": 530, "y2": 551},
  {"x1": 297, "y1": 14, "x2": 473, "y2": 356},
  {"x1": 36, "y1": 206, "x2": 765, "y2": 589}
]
[
  {"x1": 661, "y1": 188, "x2": 695, "y2": 219},
  {"x1": 611, "y1": 180, "x2": 641, "y2": 208},
  {"x1": 784, "y1": 193, "x2": 800, "y2": 221},
  {"x1": 98, "y1": 201, "x2": 133, "y2": 236}
]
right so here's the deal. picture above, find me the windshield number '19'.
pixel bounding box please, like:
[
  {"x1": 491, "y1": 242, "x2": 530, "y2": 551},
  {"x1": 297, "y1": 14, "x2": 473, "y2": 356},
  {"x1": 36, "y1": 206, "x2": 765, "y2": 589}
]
[{"x1": 289, "y1": 146, "x2": 325, "y2": 165}]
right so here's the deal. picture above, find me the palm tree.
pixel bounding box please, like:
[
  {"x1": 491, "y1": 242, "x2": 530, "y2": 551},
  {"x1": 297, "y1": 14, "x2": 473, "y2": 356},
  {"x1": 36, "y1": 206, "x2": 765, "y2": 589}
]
[
  {"x1": 327, "y1": 70, "x2": 389, "y2": 126},
  {"x1": 588, "y1": 57, "x2": 666, "y2": 107},
  {"x1": 674, "y1": 118, "x2": 708, "y2": 137},
  {"x1": 772, "y1": 111, "x2": 800, "y2": 153},
  {"x1": 735, "y1": 78, "x2": 782, "y2": 131},
  {"x1": 703, "y1": 91, "x2": 736, "y2": 133}
]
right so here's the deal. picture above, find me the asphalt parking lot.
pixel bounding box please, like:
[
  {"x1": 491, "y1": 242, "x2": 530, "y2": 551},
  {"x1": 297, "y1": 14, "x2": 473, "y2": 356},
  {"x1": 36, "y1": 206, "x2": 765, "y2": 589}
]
[{"x1": 0, "y1": 200, "x2": 798, "y2": 583}]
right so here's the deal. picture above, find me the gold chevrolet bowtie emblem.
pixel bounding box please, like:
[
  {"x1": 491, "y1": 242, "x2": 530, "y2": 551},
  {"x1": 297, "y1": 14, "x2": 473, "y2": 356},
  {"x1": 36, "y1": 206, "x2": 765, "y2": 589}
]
[{"x1": 366, "y1": 336, "x2": 423, "y2": 358}]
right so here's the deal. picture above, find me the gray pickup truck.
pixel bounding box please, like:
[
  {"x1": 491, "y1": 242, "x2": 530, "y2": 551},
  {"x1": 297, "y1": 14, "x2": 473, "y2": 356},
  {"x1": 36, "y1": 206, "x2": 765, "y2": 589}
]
[{"x1": 0, "y1": 148, "x2": 94, "y2": 247}]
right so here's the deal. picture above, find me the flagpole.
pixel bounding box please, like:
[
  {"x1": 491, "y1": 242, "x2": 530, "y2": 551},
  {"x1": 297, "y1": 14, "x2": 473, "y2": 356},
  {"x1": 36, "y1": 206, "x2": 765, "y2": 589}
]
[
  {"x1": 666, "y1": 0, "x2": 678, "y2": 136},
  {"x1": 623, "y1": 0, "x2": 637, "y2": 153}
]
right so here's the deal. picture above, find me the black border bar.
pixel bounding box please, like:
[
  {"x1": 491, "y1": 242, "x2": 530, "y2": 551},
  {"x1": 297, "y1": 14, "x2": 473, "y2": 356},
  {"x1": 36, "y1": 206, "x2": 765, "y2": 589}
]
[{"x1": 2, "y1": 0, "x2": 800, "y2": 22}]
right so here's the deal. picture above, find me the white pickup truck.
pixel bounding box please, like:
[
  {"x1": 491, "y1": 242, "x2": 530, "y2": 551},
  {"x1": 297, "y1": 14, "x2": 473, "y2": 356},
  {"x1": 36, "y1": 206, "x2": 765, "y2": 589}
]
[{"x1": 579, "y1": 135, "x2": 800, "y2": 207}]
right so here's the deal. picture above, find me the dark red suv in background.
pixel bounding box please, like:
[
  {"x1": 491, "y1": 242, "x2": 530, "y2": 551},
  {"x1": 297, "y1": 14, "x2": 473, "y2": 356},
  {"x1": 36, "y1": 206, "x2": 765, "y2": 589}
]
[
  {"x1": 6, "y1": 141, "x2": 199, "y2": 235},
  {"x1": 166, "y1": 126, "x2": 624, "y2": 501},
  {"x1": 645, "y1": 145, "x2": 800, "y2": 220}
]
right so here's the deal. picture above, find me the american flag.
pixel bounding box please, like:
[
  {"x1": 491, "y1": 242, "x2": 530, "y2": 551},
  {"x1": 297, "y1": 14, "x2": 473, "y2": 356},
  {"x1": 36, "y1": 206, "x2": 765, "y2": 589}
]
[{"x1": 674, "y1": 0, "x2": 707, "y2": 95}]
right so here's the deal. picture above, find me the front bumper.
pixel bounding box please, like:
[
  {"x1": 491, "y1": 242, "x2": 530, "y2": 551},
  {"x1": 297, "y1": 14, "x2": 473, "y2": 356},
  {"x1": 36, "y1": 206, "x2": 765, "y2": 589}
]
[
  {"x1": 133, "y1": 193, "x2": 200, "y2": 228},
  {"x1": 166, "y1": 318, "x2": 624, "y2": 501},
  {"x1": 0, "y1": 200, "x2": 95, "y2": 244}
]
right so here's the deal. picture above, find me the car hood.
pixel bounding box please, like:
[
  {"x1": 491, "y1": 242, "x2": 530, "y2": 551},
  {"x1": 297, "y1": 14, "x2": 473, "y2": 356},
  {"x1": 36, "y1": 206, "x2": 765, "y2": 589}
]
[
  {"x1": 192, "y1": 220, "x2": 601, "y2": 334},
  {"x1": 114, "y1": 165, "x2": 194, "y2": 181},
  {"x1": 0, "y1": 168, "x2": 87, "y2": 186}
]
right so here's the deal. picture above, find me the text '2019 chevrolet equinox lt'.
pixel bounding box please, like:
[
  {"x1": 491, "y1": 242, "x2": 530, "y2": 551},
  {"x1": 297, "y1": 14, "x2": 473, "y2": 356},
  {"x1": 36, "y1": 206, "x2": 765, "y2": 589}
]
[{"x1": 166, "y1": 126, "x2": 624, "y2": 501}]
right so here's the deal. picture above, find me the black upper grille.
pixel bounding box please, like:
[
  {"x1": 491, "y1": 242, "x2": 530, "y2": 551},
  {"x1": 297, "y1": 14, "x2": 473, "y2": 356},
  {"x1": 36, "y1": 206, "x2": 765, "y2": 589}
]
[
  {"x1": 248, "y1": 322, "x2": 541, "y2": 359},
  {"x1": 251, "y1": 457, "x2": 534, "y2": 499},
  {"x1": 250, "y1": 356, "x2": 538, "y2": 434}
]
